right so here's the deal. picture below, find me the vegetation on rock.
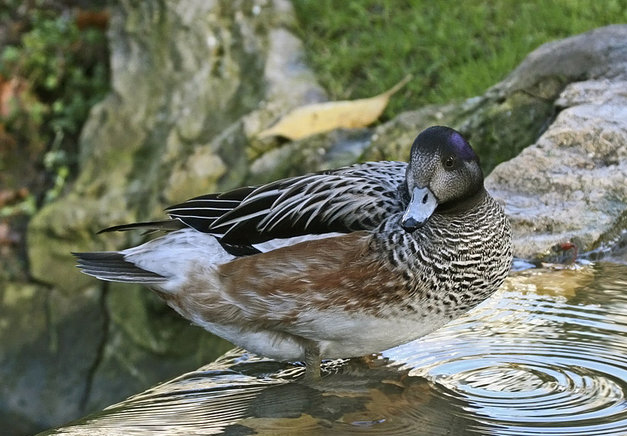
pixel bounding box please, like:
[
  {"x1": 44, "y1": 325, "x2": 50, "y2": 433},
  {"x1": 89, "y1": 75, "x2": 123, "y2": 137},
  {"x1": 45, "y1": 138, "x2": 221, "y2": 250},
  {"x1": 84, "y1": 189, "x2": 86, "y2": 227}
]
[{"x1": 0, "y1": 1, "x2": 109, "y2": 279}]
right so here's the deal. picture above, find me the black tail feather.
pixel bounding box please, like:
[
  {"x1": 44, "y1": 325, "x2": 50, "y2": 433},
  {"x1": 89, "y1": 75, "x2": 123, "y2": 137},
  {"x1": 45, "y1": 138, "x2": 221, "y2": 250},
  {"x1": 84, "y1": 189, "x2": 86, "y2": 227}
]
[
  {"x1": 73, "y1": 251, "x2": 167, "y2": 283},
  {"x1": 97, "y1": 219, "x2": 185, "y2": 235}
]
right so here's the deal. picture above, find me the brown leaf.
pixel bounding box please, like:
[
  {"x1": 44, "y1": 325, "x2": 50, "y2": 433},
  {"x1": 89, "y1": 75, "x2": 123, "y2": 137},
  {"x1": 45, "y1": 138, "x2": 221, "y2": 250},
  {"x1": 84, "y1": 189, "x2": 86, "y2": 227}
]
[
  {"x1": 75, "y1": 9, "x2": 110, "y2": 31},
  {"x1": 258, "y1": 75, "x2": 412, "y2": 141},
  {"x1": 0, "y1": 77, "x2": 29, "y2": 118},
  {"x1": 0, "y1": 187, "x2": 29, "y2": 208}
]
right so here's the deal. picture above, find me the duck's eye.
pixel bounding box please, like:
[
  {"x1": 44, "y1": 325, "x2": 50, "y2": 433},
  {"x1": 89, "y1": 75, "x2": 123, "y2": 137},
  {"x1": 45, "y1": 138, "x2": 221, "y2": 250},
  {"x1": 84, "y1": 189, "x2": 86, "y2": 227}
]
[{"x1": 444, "y1": 156, "x2": 456, "y2": 168}]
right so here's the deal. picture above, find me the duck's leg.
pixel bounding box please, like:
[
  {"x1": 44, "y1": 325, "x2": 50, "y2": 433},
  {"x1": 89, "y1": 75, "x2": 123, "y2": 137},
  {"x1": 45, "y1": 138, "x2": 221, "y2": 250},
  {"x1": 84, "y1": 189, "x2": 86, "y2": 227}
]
[{"x1": 303, "y1": 340, "x2": 321, "y2": 381}]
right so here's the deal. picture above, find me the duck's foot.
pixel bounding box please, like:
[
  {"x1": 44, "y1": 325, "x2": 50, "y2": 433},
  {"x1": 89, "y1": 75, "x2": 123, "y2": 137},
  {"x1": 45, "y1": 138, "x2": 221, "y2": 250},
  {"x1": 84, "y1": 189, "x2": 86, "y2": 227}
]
[
  {"x1": 302, "y1": 341, "x2": 321, "y2": 382},
  {"x1": 359, "y1": 353, "x2": 387, "y2": 368}
]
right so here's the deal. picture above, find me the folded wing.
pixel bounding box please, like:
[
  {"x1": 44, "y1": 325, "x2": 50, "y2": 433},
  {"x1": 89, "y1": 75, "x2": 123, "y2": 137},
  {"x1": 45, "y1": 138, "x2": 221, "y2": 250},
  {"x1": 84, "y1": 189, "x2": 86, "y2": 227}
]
[{"x1": 166, "y1": 161, "x2": 407, "y2": 245}]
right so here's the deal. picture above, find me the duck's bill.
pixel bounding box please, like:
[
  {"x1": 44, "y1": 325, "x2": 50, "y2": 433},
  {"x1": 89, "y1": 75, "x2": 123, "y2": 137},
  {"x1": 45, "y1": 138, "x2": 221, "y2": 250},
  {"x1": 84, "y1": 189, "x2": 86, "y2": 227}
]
[{"x1": 401, "y1": 186, "x2": 438, "y2": 232}]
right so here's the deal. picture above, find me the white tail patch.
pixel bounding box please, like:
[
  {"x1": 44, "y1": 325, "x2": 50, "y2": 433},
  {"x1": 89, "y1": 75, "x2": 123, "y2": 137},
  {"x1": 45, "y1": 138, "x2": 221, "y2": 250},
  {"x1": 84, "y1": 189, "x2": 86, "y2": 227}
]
[{"x1": 122, "y1": 229, "x2": 234, "y2": 292}]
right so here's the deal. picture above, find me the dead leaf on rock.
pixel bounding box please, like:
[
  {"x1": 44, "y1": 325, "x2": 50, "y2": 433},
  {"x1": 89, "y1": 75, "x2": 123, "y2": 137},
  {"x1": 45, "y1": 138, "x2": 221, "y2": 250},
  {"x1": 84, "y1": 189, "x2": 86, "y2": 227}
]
[
  {"x1": 0, "y1": 77, "x2": 28, "y2": 118},
  {"x1": 258, "y1": 75, "x2": 412, "y2": 141},
  {"x1": 0, "y1": 76, "x2": 42, "y2": 124},
  {"x1": 76, "y1": 8, "x2": 110, "y2": 31},
  {"x1": 0, "y1": 187, "x2": 29, "y2": 208}
]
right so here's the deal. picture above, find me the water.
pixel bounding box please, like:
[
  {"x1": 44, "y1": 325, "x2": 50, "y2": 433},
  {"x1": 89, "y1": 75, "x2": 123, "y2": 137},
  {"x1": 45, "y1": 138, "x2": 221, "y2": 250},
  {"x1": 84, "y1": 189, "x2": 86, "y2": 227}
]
[
  {"x1": 45, "y1": 262, "x2": 627, "y2": 436},
  {"x1": 391, "y1": 263, "x2": 627, "y2": 435}
]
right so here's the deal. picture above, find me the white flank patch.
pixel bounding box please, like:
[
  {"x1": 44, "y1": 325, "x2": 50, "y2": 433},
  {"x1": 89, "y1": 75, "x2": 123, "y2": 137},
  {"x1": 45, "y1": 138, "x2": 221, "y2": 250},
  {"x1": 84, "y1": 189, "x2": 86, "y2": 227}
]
[
  {"x1": 191, "y1": 318, "x2": 306, "y2": 361},
  {"x1": 122, "y1": 229, "x2": 234, "y2": 291},
  {"x1": 295, "y1": 309, "x2": 452, "y2": 359},
  {"x1": 192, "y1": 307, "x2": 452, "y2": 361}
]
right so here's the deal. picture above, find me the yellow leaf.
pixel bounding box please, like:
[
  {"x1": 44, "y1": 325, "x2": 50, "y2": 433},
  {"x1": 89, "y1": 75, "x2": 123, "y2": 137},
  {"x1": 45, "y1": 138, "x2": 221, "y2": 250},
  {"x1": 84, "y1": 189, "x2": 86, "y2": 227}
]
[{"x1": 258, "y1": 75, "x2": 412, "y2": 141}]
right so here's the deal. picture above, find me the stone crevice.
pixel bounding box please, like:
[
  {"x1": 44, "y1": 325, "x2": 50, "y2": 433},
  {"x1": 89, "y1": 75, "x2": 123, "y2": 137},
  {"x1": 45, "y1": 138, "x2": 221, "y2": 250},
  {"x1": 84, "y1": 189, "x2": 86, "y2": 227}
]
[{"x1": 79, "y1": 284, "x2": 109, "y2": 413}]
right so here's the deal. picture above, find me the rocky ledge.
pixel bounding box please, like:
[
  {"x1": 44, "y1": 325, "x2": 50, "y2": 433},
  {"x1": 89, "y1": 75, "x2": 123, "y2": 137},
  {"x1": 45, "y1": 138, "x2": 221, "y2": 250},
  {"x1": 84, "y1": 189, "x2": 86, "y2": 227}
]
[{"x1": 486, "y1": 26, "x2": 627, "y2": 262}]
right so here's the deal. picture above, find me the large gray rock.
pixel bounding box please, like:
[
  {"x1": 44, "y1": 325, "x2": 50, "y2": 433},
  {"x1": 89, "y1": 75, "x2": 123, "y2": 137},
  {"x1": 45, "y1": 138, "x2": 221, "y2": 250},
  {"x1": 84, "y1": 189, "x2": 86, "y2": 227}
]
[
  {"x1": 0, "y1": 283, "x2": 103, "y2": 434},
  {"x1": 486, "y1": 26, "x2": 627, "y2": 260},
  {"x1": 487, "y1": 81, "x2": 627, "y2": 260}
]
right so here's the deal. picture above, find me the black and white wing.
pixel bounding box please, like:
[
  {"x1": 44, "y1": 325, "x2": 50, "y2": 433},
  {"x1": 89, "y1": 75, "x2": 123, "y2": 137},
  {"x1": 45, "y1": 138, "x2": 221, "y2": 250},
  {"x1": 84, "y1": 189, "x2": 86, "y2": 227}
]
[{"x1": 166, "y1": 161, "x2": 407, "y2": 245}]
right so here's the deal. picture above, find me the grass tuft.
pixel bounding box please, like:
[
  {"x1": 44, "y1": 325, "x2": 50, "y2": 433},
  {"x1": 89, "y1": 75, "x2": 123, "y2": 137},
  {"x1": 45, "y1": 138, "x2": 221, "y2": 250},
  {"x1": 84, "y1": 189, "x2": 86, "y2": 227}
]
[{"x1": 293, "y1": 0, "x2": 626, "y2": 119}]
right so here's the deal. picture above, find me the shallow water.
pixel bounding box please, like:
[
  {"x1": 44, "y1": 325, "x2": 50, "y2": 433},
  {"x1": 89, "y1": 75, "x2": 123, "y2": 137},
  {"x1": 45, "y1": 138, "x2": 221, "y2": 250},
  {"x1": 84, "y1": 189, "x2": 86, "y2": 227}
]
[
  {"x1": 46, "y1": 262, "x2": 627, "y2": 436},
  {"x1": 391, "y1": 263, "x2": 627, "y2": 435}
]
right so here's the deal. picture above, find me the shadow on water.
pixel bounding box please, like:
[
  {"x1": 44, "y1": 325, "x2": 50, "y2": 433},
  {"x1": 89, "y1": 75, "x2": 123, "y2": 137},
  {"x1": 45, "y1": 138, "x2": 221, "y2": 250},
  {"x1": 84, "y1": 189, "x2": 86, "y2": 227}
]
[{"x1": 43, "y1": 263, "x2": 627, "y2": 436}]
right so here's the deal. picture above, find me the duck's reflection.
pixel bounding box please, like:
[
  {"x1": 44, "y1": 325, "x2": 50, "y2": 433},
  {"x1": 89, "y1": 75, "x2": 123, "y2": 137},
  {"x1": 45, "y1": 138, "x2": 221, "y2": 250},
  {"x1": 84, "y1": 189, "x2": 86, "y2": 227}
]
[{"x1": 51, "y1": 351, "x2": 479, "y2": 436}]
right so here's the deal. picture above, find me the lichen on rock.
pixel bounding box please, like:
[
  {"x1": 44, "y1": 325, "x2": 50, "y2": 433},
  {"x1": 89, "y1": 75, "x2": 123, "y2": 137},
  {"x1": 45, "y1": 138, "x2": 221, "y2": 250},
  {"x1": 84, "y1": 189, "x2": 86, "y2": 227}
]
[{"x1": 487, "y1": 76, "x2": 627, "y2": 260}]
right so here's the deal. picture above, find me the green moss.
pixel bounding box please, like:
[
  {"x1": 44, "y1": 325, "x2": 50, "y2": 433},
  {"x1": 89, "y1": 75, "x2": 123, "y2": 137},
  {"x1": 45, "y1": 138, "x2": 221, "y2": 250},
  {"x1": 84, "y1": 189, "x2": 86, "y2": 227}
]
[
  {"x1": 292, "y1": 0, "x2": 626, "y2": 120},
  {"x1": 461, "y1": 91, "x2": 556, "y2": 173},
  {"x1": 0, "y1": 4, "x2": 110, "y2": 220}
]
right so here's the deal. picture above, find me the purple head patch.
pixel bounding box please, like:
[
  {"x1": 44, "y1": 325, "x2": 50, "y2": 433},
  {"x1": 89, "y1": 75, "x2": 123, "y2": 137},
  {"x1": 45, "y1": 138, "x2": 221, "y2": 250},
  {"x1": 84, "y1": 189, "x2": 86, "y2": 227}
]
[
  {"x1": 411, "y1": 126, "x2": 478, "y2": 162},
  {"x1": 449, "y1": 130, "x2": 476, "y2": 160}
]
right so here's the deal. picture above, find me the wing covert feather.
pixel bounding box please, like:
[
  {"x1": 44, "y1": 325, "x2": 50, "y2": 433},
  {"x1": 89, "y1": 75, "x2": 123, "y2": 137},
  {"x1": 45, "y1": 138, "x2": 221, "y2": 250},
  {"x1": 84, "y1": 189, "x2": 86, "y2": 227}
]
[{"x1": 167, "y1": 161, "x2": 407, "y2": 244}]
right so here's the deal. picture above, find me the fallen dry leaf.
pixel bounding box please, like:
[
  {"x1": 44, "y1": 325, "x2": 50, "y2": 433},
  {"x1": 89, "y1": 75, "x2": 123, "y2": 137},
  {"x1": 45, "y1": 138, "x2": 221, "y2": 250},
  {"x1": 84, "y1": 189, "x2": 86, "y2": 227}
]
[
  {"x1": 0, "y1": 77, "x2": 28, "y2": 118},
  {"x1": 258, "y1": 75, "x2": 412, "y2": 141},
  {"x1": 76, "y1": 8, "x2": 110, "y2": 30},
  {"x1": 0, "y1": 187, "x2": 29, "y2": 208}
]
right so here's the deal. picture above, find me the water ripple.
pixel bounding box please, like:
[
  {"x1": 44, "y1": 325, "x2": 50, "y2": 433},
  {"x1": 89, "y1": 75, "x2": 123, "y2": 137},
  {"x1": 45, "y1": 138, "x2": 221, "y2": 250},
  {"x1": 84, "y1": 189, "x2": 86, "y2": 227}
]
[
  {"x1": 388, "y1": 263, "x2": 627, "y2": 435},
  {"x1": 49, "y1": 263, "x2": 627, "y2": 436}
]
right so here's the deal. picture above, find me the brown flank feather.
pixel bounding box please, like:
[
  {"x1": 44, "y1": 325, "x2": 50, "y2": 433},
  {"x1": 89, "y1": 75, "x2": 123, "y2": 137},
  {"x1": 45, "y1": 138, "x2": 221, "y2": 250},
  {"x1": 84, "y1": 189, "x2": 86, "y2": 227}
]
[{"x1": 162, "y1": 232, "x2": 406, "y2": 331}]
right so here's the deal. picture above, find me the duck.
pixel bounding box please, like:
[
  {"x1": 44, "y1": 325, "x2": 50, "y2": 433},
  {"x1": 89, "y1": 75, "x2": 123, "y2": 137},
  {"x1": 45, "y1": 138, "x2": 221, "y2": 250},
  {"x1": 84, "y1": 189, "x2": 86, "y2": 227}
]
[{"x1": 75, "y1": 125, "x2": 513, "y2": 380}]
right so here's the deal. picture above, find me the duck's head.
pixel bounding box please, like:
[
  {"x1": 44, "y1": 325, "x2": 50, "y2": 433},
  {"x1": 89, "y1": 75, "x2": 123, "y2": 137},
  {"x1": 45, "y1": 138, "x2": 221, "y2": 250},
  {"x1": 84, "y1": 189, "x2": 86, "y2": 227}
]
[{"x1": 401, "y1": 126, "x2": 484, "y2": 232}]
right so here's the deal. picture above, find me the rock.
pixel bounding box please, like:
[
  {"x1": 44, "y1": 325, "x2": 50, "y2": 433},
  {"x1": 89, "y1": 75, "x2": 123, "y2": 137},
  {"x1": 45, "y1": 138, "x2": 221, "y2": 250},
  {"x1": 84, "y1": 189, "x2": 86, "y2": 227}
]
[
  {"x1": 487, "y1": 80, "x2": 627, "y2": 260},
  {"x1": 13, "y1": 0, "x2": 326, "y2": 433},
  {"x1": 485, "y1": 26, "x2": 627, "y2": 260},
  {"x1": 361, "y1": 101, "x2": 471, "y2": 162},
  {"x1": 0, "y1": 283, "x2": 104, "y2": 435},
  {"x1": 247, "y1": 128, "x2": 372, "y2": 184},
  {"x1": 493, "y1": 25, "x2": 627, "y2": 95},
  {"x1": 27, "y1": 0, "x2": 327, "y2": 292}
]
